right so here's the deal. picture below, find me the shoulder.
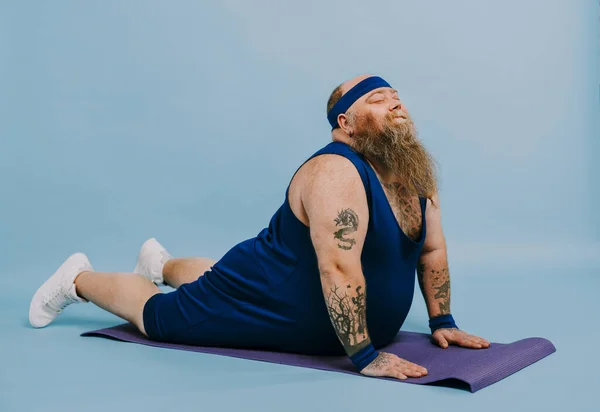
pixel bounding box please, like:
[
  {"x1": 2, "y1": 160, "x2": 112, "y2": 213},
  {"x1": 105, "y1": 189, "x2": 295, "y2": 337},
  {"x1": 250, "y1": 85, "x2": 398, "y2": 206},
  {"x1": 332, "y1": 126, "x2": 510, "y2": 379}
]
[
  {"x1": 300, "y1": 153, "x2": 367, "y2": 207},
  {"x1": 304, "y1": 153, "x2": 358, "y2": 176},
  {"x1": 306, "y1": 150, "x2": 367, "y2": 178},
  {"x1": 288, "y1": 152, "x2": 368, "y2": 227},
  {"x1": 293, "y1": 154, "x2": 364, "y2": 199}
]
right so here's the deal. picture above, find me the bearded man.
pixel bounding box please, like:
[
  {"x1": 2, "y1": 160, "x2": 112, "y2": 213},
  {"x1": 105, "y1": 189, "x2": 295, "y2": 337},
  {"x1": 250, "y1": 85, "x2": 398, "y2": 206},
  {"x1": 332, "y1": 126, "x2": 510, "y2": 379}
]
[{"x1": 29, "y1": 74, "x2": 490, "y2": 380}]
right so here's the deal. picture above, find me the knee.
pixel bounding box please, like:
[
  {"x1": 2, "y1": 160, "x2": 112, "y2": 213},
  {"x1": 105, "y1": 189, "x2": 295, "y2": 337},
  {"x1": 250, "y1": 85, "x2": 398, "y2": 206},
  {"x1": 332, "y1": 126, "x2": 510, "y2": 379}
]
[{"x1": 136, "y1": 291, "x2": 161, "y2": 339}]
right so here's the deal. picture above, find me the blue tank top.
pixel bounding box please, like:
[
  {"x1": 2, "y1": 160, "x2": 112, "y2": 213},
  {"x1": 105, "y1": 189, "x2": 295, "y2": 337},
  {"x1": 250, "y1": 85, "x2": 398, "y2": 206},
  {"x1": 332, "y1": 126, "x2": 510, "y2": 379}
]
[{"x1": 205, "y1": 141, "x2": 427, "y2": 355}]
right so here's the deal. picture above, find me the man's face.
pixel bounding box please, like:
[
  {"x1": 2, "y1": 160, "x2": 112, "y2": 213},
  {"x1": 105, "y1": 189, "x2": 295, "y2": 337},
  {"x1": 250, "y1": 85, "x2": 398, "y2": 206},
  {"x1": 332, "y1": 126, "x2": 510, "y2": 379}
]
[
  {"x1": 351, "y1": 87, "x2": 410, "y2": 130},
  {"x1": 344, "y1": 87, "x2": 438, "y2": 199}
]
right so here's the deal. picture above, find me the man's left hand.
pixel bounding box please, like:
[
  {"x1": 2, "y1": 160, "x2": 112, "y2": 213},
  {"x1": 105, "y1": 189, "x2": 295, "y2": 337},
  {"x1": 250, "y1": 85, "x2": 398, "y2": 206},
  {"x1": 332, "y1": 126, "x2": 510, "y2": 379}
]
[{"x1": 432, "y1": 328, "x2": 491, "y2": 349}]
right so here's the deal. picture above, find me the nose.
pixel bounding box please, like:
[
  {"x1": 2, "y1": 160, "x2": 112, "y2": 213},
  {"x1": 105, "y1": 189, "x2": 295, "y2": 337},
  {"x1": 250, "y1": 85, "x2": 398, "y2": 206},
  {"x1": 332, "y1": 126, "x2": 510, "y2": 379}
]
[{"x1": 390, "y1": 100, "x2": 406, "y2": 113}]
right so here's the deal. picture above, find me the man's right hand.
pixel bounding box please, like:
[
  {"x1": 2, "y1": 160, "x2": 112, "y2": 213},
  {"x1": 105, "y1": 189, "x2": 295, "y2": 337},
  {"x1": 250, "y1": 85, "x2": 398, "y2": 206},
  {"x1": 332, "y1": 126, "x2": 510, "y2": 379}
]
[{"x1": 360, "y1": 352, "x2": 428, "y2": 380}]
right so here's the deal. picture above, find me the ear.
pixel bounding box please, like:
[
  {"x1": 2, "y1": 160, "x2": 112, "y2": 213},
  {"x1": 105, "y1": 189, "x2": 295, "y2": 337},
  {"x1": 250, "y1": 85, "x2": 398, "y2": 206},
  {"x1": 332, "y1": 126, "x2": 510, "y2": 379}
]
[{"x1": 337, "y1": 113, "x2": 352, "y2": 136}]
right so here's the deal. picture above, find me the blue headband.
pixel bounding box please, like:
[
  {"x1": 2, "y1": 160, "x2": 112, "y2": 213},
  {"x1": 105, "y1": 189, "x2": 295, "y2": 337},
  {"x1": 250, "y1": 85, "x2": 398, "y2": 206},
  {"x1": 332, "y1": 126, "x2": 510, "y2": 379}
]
[{"x1": 327, "y1": 76, "x2": 392, "y2": 130}]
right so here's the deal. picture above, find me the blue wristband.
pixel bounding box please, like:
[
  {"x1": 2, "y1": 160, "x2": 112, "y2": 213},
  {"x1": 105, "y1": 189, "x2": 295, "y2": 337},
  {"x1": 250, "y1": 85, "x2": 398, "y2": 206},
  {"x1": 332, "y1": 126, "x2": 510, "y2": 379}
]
[
  {"x1": 350, "y1": 343, "x2": 379, "y2": 371},
  {"x1": 429, "y1": 314, "x2": 458, "y2": 333}
]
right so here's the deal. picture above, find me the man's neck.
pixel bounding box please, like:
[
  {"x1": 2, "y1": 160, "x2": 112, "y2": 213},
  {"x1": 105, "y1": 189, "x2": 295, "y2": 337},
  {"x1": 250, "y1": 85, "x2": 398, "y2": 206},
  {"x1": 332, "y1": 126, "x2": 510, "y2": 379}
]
[{"x1": 363, "y1": 155, "x2": 396, "y2": 183}]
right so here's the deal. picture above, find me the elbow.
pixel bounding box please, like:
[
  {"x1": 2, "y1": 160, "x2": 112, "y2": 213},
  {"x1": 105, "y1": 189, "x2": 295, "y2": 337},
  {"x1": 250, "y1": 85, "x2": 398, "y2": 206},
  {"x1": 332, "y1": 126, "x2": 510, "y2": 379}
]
[
  {"x1": 319, "y1": 264, "x2": 343, "y2": 279},
  {"x1": 419, "y1": 246, "x2": 446, "y2": 261},
  {"x1": 318, "y1": 259, "x2": 361, "y2": 279}
]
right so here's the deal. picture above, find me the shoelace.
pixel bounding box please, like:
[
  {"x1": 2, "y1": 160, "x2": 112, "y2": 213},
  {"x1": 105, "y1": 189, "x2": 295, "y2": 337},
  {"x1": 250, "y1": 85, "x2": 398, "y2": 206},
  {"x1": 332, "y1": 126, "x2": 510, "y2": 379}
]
[
  {"x1": 42, "y1": 267, "x2": 82, "y2": 312},
  {"x1": 43, "y1": 287, "x2": 71, "y2": 312}
]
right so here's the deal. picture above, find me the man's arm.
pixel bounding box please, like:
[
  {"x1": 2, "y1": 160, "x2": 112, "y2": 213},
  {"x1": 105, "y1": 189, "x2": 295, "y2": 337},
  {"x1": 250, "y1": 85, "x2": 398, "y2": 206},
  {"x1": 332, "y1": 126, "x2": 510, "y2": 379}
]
[
  {"x1": 301, "y1": 155, "x2": 372, "y2": 357},
  {"x1": 417, "y1": 194, "x2": 491, "y2": 350},
  {"x1": 300, "y1": 155, "x2": 433, "y2": 376},
  {"x1": 416, "y1": 192, "x2": 452, "y2": 319}
]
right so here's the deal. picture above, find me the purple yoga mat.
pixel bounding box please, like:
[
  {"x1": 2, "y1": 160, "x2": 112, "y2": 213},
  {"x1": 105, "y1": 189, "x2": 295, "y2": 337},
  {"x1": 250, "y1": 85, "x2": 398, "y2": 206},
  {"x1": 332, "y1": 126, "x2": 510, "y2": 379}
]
[{"x1": 82, "y1": 323, "x2": 555, "y2": 392}]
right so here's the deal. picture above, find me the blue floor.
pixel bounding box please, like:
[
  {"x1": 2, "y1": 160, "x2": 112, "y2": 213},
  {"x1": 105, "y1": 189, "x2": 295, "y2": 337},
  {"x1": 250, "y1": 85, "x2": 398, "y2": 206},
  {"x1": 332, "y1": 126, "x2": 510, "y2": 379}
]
[{"x1": 2, "y1": 260, "x2": 598, "y2": 412}]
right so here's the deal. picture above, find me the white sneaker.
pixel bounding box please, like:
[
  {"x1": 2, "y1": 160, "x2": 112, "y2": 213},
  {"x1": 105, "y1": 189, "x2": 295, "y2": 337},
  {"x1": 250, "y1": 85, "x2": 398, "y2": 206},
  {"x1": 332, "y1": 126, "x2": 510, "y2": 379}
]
[
  {"x1": 133, "y1": 238, "x2": 172, "y2": 285},
  {"x1": 29, "y1": 252, "x2": 93, "y2": 328}
]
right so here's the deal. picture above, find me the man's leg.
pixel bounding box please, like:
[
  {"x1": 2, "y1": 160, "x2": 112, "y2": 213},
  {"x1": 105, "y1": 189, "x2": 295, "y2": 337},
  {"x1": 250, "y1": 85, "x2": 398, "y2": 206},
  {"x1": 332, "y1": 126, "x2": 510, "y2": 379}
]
[
  {"x1": 134, "y1": 238, "x2": 217, "y2": 289},
  {"x1": 163, "y1": 257, "x2": 217, "y2": 289},
  {"x1": 29, "y1": 252, "x2": 160, "y2": 337},
  {"x1": 74, "y1": 271, "x2": 160, "y2": 336}
]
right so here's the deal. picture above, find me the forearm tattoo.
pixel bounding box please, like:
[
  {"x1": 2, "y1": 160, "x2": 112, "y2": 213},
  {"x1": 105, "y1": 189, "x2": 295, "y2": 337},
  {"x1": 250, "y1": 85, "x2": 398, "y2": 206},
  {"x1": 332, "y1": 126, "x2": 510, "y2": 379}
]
[
  {"x1": 418, "y1": 262, "x2": 451, "y2": 316},
  {"x1": 325, "y1": 283, "x2": 370, "y2": 355},
  {"x1": 431, "y1": 267, "x2": 451, "y2": 315},
  {"x1": 417, "y1": 263, "x2": 426, "y2": 292},
  {"x1": 333, "y1": 208, "x2": 359, "y2": 250},
  {"x1": 438, "y1": 300, "x2": 450, "y2": 314}
]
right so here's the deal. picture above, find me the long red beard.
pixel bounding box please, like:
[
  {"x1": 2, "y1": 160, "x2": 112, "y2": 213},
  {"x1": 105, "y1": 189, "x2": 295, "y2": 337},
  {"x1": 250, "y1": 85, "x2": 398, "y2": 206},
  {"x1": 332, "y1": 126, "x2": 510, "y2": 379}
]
[{"x1": 350, "y1": 112, "x2": 438, "y2": 200}]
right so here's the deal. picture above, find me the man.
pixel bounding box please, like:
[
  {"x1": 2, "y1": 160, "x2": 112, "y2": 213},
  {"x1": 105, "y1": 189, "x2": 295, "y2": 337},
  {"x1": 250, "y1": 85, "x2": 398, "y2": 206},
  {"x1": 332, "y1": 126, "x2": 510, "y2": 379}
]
[{"x1": 29, "y1": 74, "x2": 490, "y2": 381}]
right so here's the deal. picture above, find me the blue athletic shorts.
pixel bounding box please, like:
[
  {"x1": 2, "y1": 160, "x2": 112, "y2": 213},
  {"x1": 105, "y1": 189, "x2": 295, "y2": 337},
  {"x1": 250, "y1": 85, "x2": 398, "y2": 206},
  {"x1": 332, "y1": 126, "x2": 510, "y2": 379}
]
[
  {"x1": 142, "y1": 272, "x2": 239, "y2": 343},
  {"x1": 142, "y1": 271, "x2": 306, "y2": 351}
]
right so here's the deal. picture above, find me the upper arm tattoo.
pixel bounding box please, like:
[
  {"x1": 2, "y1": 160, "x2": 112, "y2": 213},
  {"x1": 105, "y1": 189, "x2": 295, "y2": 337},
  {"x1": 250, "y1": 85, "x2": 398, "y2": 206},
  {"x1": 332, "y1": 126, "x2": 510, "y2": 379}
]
[{"x1": 333, "y1": 208, "x2": 359, "y2": 250}]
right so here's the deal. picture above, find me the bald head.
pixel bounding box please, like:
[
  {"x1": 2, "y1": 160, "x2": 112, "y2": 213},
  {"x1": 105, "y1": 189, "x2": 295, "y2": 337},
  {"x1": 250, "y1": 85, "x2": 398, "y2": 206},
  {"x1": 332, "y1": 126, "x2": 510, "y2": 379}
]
[{"x1": 341, "y1": 74, "x2": 375, "y2": 94}]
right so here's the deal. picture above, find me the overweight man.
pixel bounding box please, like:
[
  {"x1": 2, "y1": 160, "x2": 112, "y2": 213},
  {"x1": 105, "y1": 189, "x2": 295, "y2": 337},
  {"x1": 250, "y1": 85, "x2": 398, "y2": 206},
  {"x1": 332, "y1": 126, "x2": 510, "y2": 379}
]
[{"x1": 29, "y1": 74, "x2": 490, "y2": 380}]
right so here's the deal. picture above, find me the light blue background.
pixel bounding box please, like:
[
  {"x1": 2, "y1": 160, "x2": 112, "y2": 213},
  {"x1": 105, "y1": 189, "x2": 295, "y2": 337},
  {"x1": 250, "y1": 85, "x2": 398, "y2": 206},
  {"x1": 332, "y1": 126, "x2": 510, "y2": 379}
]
[
  {"x1": 1, "y1": 0, "x2": 598, "y2": 273},
  {"x1": 1, "y1": 1, "x2": 598, "y2": 411}
]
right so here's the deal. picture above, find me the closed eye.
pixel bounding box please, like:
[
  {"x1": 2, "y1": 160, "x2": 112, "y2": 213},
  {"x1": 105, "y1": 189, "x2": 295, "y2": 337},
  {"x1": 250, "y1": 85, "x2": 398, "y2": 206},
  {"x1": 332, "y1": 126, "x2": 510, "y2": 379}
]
[
  {"x1": 367, "y1": 89, "x2": 399, "y2": 104},
  {"x1": 368, "y1": 93, "x2": 385, "y2": 103}
]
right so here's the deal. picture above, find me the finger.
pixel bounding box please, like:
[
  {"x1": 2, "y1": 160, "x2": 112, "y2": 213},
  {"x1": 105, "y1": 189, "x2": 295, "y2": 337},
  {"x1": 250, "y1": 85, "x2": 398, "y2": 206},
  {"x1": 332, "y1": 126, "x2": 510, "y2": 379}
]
[
  {"x1": 476, "y1": 337, "x2": 491, "y2": 347},
  {"x1": 436, "y1": 334, "x2": 449, "y2": 348},
  {"x1": 399, "y1": 365, "x2": 423, "y2": 378},
  {"x1": 398, "y1": 358, "x2": 427, "y2": 375},
  {"x1": 412, "y1": 366, "x2": 428, "y2": 376},
  {"x1": 393, "y1": 370, "x2": 408, "y2": 380},
  {"x1": 447, "y1": 332, "x2": 490, "y2": 349},
  {"x1": 396, "y1": 359, "x2": 425, "y2": 377},
  {"x1": 469, "y1": 335, "x2": 490, "y2": 347},
  {"x1": 410, "y1": 364, "x2": 428, "y2": 375},
  {"x1": 463, "y1": 334, "x2": 490, "y2": 346},
  {"x1": 469, "y1": 337, "x2": 487, "y2": 346},
  {"x1": 466, "y1": 340, "x2": 483, "y2": 348},
  {"x1": 404, "y1": 369, "x2": 423, "y2": 378},
  {"x1": 465, "y1": 337, "x2": 487, "y2": 348},
  {"x1": 406, "y1": 362, "x2": 428, "y2": 375}
]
